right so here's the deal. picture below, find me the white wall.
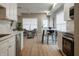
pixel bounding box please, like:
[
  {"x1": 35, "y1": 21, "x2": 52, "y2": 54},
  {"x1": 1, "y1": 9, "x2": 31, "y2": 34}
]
[
  {"x1": 56, "y1": 9, "x2": 66, "y2": 32},
  {"x1": 53, "y1": 5, "x2": 66, "y2": 32}
]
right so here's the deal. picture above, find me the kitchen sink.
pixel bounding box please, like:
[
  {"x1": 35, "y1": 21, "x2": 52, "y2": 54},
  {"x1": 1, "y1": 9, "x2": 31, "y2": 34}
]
[{"x1": 0, "y1": 34, "x2": 10, "y2": 38}]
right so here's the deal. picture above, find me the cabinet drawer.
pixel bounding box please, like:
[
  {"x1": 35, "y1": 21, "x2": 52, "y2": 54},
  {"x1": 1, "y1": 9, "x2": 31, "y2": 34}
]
[
  {"x1": 0, "y1": 47, "x2": 8, "y2": 56},
  {"x1": 9, "y1": 39, "x2": 15, "y2": 44},
  {"x1": 9, "y1": 36, "x2": 16, "y2": 46},
  {"x1": 0, "y1": 40, "x2": 9, "y2": 48},
  {"x1": 9, "y1": 36, "x2": 15, "y2": 42},
  {"x1": 0, "y1": 39, "x2": 8, "y2": 44}
]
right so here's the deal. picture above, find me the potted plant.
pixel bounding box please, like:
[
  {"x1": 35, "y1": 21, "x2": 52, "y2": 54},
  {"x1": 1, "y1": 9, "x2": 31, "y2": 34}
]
[{"x1": 16, "y1": 22, "x2": 23, "y2": 31}]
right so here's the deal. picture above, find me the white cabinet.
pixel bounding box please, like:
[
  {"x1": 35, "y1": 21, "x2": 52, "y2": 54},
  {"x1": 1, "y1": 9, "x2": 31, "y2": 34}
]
[
  {"x1": 57, "y1": 32, "x2": 63, "y2": 51},
  {"x1": 0, "y1": 3, "x2": 17, "y2": 21},
  {"x1": 0, "y1": 47, "x2": 8, "y2": 56},
  {"x1": 8, "y1": 36, "x2": 16, "y2": 56},
  {"x1": 0, "y1": 39, "x2": 9, "y2": 56},
  {"x1": 64, "y1": 3, "x2": 74, "y2": 21},
  {"x1": 0, "y1": 35, "x2": 16, "y2": 56},
  {"x1": 8, "y1": 44, "x2": 16, "y2": 56},
  {"x1": 0, "y1": 40, "x2": 8, "y2": 56},
  {"x1": 7, "y1": 4, "x2": 17, "y2": 21}
]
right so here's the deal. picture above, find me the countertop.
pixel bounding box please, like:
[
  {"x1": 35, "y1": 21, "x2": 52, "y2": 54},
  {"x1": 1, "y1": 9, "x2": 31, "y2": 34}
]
[{"x1": 0, "y1": 31, "x2": 23, "y2": 42}]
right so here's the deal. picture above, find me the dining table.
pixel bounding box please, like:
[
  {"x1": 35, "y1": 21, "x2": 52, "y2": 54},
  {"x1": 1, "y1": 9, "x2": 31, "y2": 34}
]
[{"x1": 42, "y1": 27, "x2": 57, "y2": 44}]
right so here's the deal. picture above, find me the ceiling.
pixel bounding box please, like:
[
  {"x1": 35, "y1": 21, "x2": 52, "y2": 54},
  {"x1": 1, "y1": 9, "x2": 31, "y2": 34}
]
[{"x1": 17, "y1": 3, "x2": 53, "y2": 15}]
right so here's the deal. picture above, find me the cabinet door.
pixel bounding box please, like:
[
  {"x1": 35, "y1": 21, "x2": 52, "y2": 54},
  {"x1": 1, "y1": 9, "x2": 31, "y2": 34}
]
[
  {"x1": 8, "y1": 44, "x2": 16, "y2": 56},
  {"x1": 0, "y1": 3, "x2": 17, "y2": 21},
  {"x1": 0, "y1": 39, "x2": 9, "y2": 56},
  {"x1": 0, "y1": 47, "x2": 8, "y2": 56},
  {"x1": 57, "y1": 32, "x2": 63, "y2": 50},
  {"x1": 8, "y1": 36, "x2": 16, "y2": 56},
  {"x1": 0, "y1": 36, "x2": 16, "y2": 56},
  {"x1": 8, "y1": 4, "x2": 17, "y2": 21}
]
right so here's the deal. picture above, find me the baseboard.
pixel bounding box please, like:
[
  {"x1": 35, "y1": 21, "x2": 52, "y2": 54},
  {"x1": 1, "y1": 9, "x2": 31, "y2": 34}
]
[{"x1": 58, "y1": 49, "x2": 66, "y2": 56}]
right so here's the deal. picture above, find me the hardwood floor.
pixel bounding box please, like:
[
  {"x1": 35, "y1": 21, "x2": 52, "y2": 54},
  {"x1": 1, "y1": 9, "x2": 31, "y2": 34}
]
[{"x1": 21, "y1": 35, "x2": 62, "y2": 56}]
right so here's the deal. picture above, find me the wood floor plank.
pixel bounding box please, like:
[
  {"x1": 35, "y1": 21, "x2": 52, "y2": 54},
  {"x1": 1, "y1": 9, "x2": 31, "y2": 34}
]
[{"x1": 21, "y1": 36, "x2": 62, "y2": 56}]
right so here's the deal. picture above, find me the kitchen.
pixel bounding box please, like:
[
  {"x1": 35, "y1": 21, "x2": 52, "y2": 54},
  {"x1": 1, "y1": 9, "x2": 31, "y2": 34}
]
[{"x1": 0, "y1": 3, "x2": 79, "y2": 56}]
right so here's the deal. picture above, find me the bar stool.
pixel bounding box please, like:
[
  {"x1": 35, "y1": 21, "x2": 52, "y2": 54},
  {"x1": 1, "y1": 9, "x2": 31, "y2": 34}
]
[{"x1": 47, "y1": 30, "x2": 54, "y2": 44}]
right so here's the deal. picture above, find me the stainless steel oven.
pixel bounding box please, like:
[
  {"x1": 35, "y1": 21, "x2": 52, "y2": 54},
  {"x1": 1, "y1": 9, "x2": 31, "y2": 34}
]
[{"x1": 62, "y1": 33, "x2": 74, "y2": 56}]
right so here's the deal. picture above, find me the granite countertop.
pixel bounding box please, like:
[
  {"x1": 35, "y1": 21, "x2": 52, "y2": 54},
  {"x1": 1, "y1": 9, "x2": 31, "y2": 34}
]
[{"x1": 0, "y1": 31, "x2": 23, "y2": 42}]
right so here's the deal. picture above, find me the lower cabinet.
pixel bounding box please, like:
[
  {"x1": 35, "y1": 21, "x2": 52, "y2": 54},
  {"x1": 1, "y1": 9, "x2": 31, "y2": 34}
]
[
  {"x1": 0, "y1": 36, "x2": 16, "y2": 56},
  {"x1": 0, "y1": 47, "x2": 8, "y2": 56},
  {"x1": 57, "y1": 32, "x2": 63, "y2": 51},
  {"x1": 8, "y1": 44, "x2": 16, "y2": 56}
]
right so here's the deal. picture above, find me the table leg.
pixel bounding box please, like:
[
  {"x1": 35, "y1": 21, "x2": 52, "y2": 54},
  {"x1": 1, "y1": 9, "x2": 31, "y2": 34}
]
[{"x1": 42, "y1": 30, "x2": 45, "y2": 44}]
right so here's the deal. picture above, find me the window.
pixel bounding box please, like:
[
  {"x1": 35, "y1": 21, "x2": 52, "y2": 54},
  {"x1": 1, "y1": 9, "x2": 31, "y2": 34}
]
[
  {"x1": 23, "y1": 18, "x2": 37, "y2": 30},
  {"x1": 56, "y1": 10, "x2": 66, "y2": 32},
  {"x1": 43, "y1": 19, "x2": 48, "y2": 28}
]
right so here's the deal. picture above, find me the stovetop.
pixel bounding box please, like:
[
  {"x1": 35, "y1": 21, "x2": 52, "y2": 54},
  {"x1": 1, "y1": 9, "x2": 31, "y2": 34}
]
[{"x1": 63, "y1": 33, "x2": 74, "y2": 39}]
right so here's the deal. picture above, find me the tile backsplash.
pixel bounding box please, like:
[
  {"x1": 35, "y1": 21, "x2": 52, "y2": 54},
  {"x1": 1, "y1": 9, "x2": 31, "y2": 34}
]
[
  {"x1": 66, "y1": 20, "x2": 74, "y2": 34},
  {"x1": 0, "y1": 20, "x2": 12, "y2": 34}
]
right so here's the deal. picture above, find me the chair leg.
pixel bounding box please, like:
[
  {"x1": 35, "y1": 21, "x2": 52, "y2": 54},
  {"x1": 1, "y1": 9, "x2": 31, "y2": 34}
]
[
  {"x1": 52, "y1": 33, "x2": 54, "y2": 44},
  {"x1": 47, "y1": 35, "x2": 49, "y2": 44}
]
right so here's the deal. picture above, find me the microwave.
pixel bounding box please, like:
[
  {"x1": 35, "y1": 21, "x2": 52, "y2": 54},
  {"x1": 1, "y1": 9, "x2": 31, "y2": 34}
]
[{"x1": 69, "y1": 6, "x2": 74, "y2": 19}]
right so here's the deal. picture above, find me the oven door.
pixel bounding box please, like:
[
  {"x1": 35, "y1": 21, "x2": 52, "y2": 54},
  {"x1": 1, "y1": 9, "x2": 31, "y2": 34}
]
[{"x1": 62, "y1": 37, "x2": 74, "y2": 56}]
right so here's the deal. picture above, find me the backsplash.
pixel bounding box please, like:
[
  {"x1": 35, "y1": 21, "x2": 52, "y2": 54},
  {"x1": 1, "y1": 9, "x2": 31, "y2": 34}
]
[
  {"x1": 66, "y1": 20, "x2": 74, "y2": 34},
  {"x1": 0, "y1": 20, "x2": 12, "y2": 34}
]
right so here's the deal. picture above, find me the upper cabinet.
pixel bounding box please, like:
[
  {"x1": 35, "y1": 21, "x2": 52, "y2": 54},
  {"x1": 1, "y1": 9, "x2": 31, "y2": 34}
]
[
  {"x1": 64, "y1": 3, "x2": 74, "y2": 21},
  {"x1": 0, "y1": 3, "x2": 17, "y2": 21},
  {"x1": 0, "y1": 5, "x2": 6, "y2": 18}
]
